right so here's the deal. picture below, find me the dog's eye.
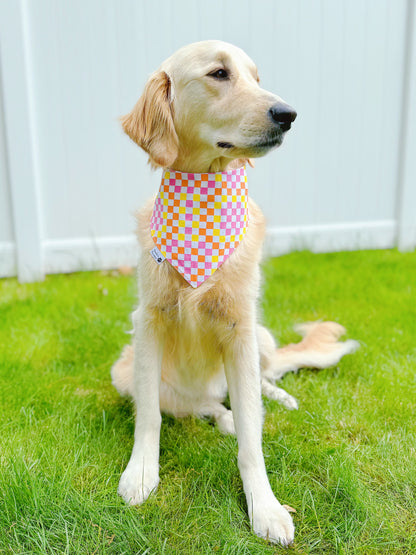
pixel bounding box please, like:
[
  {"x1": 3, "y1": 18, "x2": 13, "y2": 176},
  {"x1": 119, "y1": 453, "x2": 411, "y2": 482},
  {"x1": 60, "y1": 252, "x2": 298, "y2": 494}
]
[{"x1": 208, "y1": 69, "x2": 229, "y2": 80}]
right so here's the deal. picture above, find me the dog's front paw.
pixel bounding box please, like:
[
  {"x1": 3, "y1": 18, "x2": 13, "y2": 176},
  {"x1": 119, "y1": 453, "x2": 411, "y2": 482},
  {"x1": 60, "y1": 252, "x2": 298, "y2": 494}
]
[
  {"x1": 250, "y1": 499, "x2": 295, "y2": 546},
  {"x1": 118, "y1": 461, "x2": 159, "y2": 505}
]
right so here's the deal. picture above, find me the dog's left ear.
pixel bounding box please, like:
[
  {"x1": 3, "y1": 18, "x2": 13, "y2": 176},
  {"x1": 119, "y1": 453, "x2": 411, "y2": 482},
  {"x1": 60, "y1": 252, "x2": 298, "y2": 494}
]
[{"x1": 121, "y1": 71, "x2": 178, "y2": 168}]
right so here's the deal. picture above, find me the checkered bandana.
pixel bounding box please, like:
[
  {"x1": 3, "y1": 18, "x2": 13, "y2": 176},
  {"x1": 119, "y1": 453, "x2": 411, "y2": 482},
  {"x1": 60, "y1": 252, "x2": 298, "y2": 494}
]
[{"x1": 150, "y1": 166, "x2": 249, "y2": 288}]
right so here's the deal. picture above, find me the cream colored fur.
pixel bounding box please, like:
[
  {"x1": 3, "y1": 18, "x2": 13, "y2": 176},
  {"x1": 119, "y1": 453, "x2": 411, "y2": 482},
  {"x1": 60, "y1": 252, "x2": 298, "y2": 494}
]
[{"x1": 113, "y1": 40, "x2": 358, "y2": 546}]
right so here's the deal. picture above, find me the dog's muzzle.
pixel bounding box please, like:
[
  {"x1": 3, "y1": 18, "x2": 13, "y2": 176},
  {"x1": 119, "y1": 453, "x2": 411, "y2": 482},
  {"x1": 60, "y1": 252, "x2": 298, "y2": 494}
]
[{"x1": 268, "y1": 103, "x2": 297, "y2": 132}]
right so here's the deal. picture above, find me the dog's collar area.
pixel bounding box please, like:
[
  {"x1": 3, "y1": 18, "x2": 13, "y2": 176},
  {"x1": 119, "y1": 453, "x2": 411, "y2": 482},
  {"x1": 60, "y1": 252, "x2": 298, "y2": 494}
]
[
  {"x1": 163, "y1": 166, "x2": 245, "y2": 180},
  {"x1": 150, "y1": 166, "x2": 249, "y2": 288}
]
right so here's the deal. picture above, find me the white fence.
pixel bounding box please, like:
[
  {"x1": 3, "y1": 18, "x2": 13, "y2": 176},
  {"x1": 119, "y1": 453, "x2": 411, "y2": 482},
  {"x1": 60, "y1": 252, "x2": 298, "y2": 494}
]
[{"x1": 1, "y1": 0, "x2": 415, "y2": 282}]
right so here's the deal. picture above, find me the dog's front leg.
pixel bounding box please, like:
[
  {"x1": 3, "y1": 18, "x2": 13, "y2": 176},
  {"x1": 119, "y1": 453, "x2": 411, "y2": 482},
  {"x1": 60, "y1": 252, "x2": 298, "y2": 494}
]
[
  {"x1": 223, "y1": 323, "x2": 295, "y2": 546},
  {"x1": 118, "y1": 306, "x2": 162, "y2": 505}
]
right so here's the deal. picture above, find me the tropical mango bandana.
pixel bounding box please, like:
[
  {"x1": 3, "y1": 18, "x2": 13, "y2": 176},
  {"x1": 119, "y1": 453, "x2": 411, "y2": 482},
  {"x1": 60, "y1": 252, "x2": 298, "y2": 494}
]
[{"x1": 150, "y1": 166, "x2": 249, "y2": 288}]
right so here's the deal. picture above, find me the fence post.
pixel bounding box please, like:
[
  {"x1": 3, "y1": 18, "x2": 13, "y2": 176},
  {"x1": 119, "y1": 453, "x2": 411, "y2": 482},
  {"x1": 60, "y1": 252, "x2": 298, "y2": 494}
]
[
  {"x1": 397, "y1": 0, "x2": 416, "y2": 251},
  {"x1": 0, "y1": 0, "x2": 44, "y2": 281}
]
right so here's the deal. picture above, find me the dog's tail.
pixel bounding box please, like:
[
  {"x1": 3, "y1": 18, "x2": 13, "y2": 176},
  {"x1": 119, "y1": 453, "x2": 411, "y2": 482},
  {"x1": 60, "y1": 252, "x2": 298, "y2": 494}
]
[
  {"x1": 263, "y1": 321, "x2": 359, "y2": 382},
  {"x1": 111, "y1": 344, "x2": 134, "y2": 396}
]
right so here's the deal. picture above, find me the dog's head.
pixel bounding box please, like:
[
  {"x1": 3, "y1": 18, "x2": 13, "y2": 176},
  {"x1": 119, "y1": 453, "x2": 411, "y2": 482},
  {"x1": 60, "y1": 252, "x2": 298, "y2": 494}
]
[{"x1": 121, "y1": 40, "x2": 296, "y2": 172}]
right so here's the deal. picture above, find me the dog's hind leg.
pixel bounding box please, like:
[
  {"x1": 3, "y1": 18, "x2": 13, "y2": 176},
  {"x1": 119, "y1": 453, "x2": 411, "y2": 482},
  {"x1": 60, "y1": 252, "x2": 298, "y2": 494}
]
[
  {"x1": 112, "y1": 345, "x2": 235, "y2": 434},
  {"x1": 111, "y1": 344, "x2": 134, "y2": 396},
  {"x1": 159, "y1": 382, "x2": 236, "y2": 434},
  {"x1": 257, "y1": 325, "x2": 299, "y2": 409},
  {"x1": 261, "y1": 379, "x2": 299, "y2": 410}
]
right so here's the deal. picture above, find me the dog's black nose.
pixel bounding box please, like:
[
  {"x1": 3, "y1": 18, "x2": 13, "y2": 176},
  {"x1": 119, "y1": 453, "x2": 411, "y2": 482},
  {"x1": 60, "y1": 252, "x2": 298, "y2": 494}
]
[{"x1": 269, "y1": 103, "x2": 297, "y2": 131}]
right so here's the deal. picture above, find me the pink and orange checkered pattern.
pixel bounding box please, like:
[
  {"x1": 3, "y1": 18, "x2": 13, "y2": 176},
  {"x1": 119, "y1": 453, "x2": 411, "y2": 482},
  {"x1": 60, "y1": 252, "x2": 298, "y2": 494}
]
[{"x1": 150, "y1": 166, "x2": 249, "y2": 288}]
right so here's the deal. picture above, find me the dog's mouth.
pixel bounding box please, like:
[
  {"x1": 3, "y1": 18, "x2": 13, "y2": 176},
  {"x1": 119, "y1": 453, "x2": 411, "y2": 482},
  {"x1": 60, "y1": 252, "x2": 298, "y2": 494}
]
[
  {"x1": 251, "y1": 133, "x2": 284, "y2": 150},
  {"x1": 217, "y1": 132, "x2": 284, "y2": 154}
]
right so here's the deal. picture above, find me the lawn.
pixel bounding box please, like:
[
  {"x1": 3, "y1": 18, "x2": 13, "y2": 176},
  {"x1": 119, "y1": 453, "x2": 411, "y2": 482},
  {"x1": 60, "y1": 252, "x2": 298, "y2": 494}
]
[{"x1": 1, "y1": 250, "x2": 415, "y2": 554}]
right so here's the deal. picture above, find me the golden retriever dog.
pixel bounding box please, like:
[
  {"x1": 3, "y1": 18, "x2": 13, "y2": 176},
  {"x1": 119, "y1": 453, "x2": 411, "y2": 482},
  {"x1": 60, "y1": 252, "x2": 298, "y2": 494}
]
[{"x1": 112, "y1": 40, "x2": 358, "y2": 546}]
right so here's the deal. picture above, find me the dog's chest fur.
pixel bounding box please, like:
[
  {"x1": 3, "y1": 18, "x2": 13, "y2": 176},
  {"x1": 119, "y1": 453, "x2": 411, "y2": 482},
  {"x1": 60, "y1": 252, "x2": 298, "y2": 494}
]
[{"x1": 134, "y1": 196, "x2": 266, "y2": 372}]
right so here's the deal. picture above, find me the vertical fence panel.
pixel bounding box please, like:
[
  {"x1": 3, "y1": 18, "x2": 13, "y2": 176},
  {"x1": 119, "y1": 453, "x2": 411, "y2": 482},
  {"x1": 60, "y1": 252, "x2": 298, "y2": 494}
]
[
  {"x1": 0, "y1": 0, "x2": 43, "y2": 282},
  {"x1": 397, "y1": 0, "x2": 416, "y2": 250},
  {"x1": 0, "y1": 62, "x2": 15, "y2": 277}
]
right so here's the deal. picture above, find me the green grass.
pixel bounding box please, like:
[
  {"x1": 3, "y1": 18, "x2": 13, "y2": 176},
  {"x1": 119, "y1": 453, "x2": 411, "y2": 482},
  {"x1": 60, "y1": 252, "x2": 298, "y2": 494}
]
[{"x1": 1, "y1": 250, "x2": 416, "y2": 554}]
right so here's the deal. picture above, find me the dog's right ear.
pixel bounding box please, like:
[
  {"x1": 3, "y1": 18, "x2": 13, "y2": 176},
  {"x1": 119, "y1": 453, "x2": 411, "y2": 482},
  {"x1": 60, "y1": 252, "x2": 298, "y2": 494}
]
[{"x1": 121, "y1": 71, "x2": 179, "y2": 168}]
